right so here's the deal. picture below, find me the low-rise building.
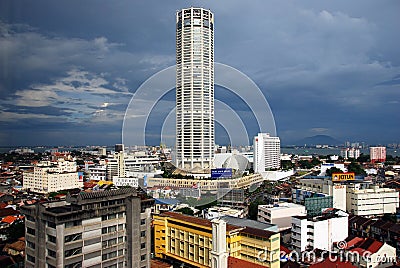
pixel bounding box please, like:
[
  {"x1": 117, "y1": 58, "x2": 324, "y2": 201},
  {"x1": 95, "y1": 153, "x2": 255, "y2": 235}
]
[
  {"x1": 258, "y1": 203, "x2": 306, "y2": 231},
  {"x1": 205, "y1": 207, "x2": 247, "y2": 220},
  {"x1": 153, "y1": 212, "x2": 280, "y2": 268},
  {"x1": 291, "y1": 209, "x2": 348, "y2": 253},
  {"x1": 346, "y1": 184, "x2": 399, "y2": 216},
  {"x1": 23, "y1": 159, "x2": 83, "y2": 194}
]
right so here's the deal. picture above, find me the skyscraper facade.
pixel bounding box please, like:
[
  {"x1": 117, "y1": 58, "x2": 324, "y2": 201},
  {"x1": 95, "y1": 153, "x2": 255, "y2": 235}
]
[
  {"x1": 253, "y1": 133, "x2": 281, "y2": 173},
  {"x1": 176, "y1": 7, "x2": 214, "y2": 170}
]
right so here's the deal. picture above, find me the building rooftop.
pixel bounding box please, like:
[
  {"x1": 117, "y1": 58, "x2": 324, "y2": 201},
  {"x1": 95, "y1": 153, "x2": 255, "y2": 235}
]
[
  {"x1": 228, "y1": 256, "x2": 266, "y2": 268},
  {"x1": 220, "y1": 216, "x2": 278, "y2": 232},
  {"x1": 240, "y1": 226, "x2": 277, "y2": 239},
  {"x1": 161, "y1": 212, "x2": 242, "y2": 232},
  {"x1": 259, "y1": 202, "x2": 305, "y2": 210},
  {"x1": 350, "y1": 238, "x2": 384, "y2": 254},
  {"x1": 309, "y1": 258, "x2": 356, "y2": 268}
]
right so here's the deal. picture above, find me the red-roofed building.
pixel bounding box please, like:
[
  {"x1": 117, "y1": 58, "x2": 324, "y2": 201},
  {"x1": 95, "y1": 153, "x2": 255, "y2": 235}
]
[
  {"x1": 228, "y1": 256, "x2": 266, "y2": 268},
  {"x1": 310, "y1": 258, "x2": 356, "y2": 268},
  {"x1": 349, "y1": 238, "x2": 396, "y2": 268}
]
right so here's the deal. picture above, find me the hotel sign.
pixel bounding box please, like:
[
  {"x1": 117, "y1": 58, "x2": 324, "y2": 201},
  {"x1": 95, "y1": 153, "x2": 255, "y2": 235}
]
[{"x1": 332, "y1": 172, "x2": 355, "y2": 182}]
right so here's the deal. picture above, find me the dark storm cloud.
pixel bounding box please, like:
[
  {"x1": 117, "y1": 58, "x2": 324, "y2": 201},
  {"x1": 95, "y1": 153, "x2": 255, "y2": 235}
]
[{"x1": 0, "y1": 0, "x2": 399, "y2": 145}]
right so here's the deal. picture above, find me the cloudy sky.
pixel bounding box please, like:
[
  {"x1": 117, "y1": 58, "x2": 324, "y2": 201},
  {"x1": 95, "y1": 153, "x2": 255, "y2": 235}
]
[{"x1": 1, "y1": 0, "x2": 399, "y2": 146}]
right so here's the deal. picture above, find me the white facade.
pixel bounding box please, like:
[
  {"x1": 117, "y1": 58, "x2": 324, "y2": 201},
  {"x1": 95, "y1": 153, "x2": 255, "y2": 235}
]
[
  {"x1": 319, "y1": 163, "x2": 346, "y2": 176},
  {"x1": 291, "y1": 210, "x2": 348, "y2": 253},
  {"x1": 258, "y1": 203, "x2": 306, "y2": 231},
  {"x1": 341, "y1": 147, "x2": 360, "y2": 159},
  {"x1": 176, "y1": 7, "x2": 214, "y2": 170},
  {"x1": 253, "y1": 133, "x2": 280, "y2": 173},
  {"x1": 107, "y1": 152, "x2": 160, "y2": 180},
  {"x1": 23, "y1": 160, "x2": 82, "y2": 193},
  {"x1": 112, "y1": 177, "x2": 139, "y2": 188},
  {"x1": 88, "y1": 165, "x2": 107, "y2": 181},
  {"x1": 346, "y1": 184, "x2": 399, "y2": 216}
]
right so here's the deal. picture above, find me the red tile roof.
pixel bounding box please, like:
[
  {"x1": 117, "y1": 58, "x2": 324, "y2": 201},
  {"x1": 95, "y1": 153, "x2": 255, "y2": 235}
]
[
  {"x1": 228, "y1": 256, "x2": 266, "y2": 268},
  {"x1": 350, "y1": 238, "x2": 384, "y2": 254},
  {"x1": 151, "y1": 259, "x2": 173, "y2": 268},
  {"x1": 281, "y1": 245, "x2": 292, "y2": 255},
  {"x1": 240, "y1": 226, "x2": 276, "y2": 239},
  {"x1": 1, "y1": 216, "x2": 17, "y2": 224},
  {"x1": 342, "y1": 236, "x2": 365, "y2": 249},
  {"x1": 0, "y1": 208, "x2": 19, "y2": 218},
  {"x1": 310, "y1": 258, "x2": 356, "y2": 268}
]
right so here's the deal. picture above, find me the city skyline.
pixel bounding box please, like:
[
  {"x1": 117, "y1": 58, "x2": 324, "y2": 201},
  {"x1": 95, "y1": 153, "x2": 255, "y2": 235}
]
[{"x1": 1, "y1": 1, "x2": 399, "y2": 146}]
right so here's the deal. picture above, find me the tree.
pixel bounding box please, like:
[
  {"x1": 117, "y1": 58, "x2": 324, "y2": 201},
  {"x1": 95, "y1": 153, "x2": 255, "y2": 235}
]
[
  {"x1": 175, "y1": 207, "x2": 194, "y2": 216},
  {"x1": 347, "y1": 161, "x2": 366, "y2": 176},
  {"x1": 281, "y1": 160, "x2": 294, "y2": 170},
  {"x1": 248, "y1": 198, "x2": 266, "y2": 220},
  {"x1": 357, "y1": 154, "x2": 370, "y2": 163},
  {"x1": 326, "y1": 167, "x2": 343, "y2": 177}
]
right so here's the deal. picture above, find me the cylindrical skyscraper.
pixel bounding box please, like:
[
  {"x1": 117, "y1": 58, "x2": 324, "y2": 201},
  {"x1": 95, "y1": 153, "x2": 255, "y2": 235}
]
[{"x1": 176, "y1": 7, "x2": 214, "y2": 170}]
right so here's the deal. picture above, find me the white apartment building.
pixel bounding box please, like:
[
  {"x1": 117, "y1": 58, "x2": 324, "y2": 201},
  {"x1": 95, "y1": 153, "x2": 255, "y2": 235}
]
[
  {"x1": 291, "y1": 209, "x2": 348, "y2": 253},
  {"x1": 346, "y1": 184, "x2": 399, "y2": 216},
  {"x1": 253, "y1": 133, "x2": 281, "y2": 173},
  {"x1": 113, "y1": 177, "x2": 139, "y2": 188},
  {"x1": 107, "y1": 151, "x2": 160, "y2": 180},
  {"x1": 176, "y1": 7, "x2": 214, "y2": 170},
  {"x1": 88, "y1": 165, "x2": 107, "y2": 181},
  {"x1": 341, "y1": 147, "x2": 360, "y2": 160},
  {"x1": 258, "y1": 203, "x2": 306, "y2": 231},
  {"x1": 23, "y1": 159, "x2": 83, "y2": 194}
]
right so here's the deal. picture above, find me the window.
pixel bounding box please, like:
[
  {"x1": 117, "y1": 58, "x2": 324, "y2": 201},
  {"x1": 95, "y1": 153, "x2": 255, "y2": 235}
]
[
  {"x1": 64, "y1": 262, "x2": 82, "y2": 268},
  {"x1": 27, "y1": 254, "x2": 35, "y2": 263},
  {"x1": 141, "y1": 242, "x2": 146, "y2": 249},
  {"x1": 65, "y1": 247, "x2": 82, "y2": 257},
  {"x1": 141, "y1": 254, "x2": 146, "y2": 261},
  {"x1": 27, "y1": 241, "x2": 35, "y2": 249},
  {"x1": 27, "y1": 227, "x2": 35, "y2": 235},
  {"x1": 48, "y1": 249, "x2": 56, "y2": 258},
  {"x1": 141, "y1": 231, "x2": 146, "y2": 237},
  {"x1": 141, "y1": 219, "x2": 146, "y2": 225},
  {"x1": 47, "y1": 235, "x2": 56, "y2": 243},
  {"x1": 65, "y1": 233, "x2": 82, "y2": 243}
]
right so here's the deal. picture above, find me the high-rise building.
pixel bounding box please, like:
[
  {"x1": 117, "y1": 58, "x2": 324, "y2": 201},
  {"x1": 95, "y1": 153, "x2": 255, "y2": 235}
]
[
  {"x1": 176, "y1": 7, "x2": 214, "y2": 170},
  {"x1": 21, "y1": 188, "x2": 154, "y2": 268},
  {"x1": 253, "y1": 133, "x2": 281, "y2": 173},
  {"x1": 370, "y1": 146, "x2": 386, "y2": 163}
]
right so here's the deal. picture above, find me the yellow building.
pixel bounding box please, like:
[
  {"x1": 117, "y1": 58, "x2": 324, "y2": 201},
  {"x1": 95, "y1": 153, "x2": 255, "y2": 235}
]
[{"x1": 153, "y1": 212, "x2": 280, "y2": 268}]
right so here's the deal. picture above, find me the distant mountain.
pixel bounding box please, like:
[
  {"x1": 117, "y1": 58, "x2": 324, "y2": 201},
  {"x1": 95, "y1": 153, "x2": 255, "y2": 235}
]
[{"x1": 294, "y1": 135, "x2": 343, "y2": 146}]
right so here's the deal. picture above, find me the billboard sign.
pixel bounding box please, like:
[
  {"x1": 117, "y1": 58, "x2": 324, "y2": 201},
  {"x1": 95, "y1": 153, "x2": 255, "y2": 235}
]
[
  {"x1": 332, "y1": 172, "x2": 355, "y2": 182},
  {"x1": 211, "y1": 168, "x2": 232, "y2": 179}
]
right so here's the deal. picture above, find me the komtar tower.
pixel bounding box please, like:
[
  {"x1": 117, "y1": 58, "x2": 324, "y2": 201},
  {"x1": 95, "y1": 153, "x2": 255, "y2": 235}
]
[{"x1": 176, "y1": 7, "x2": 214, "y2": 171}]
